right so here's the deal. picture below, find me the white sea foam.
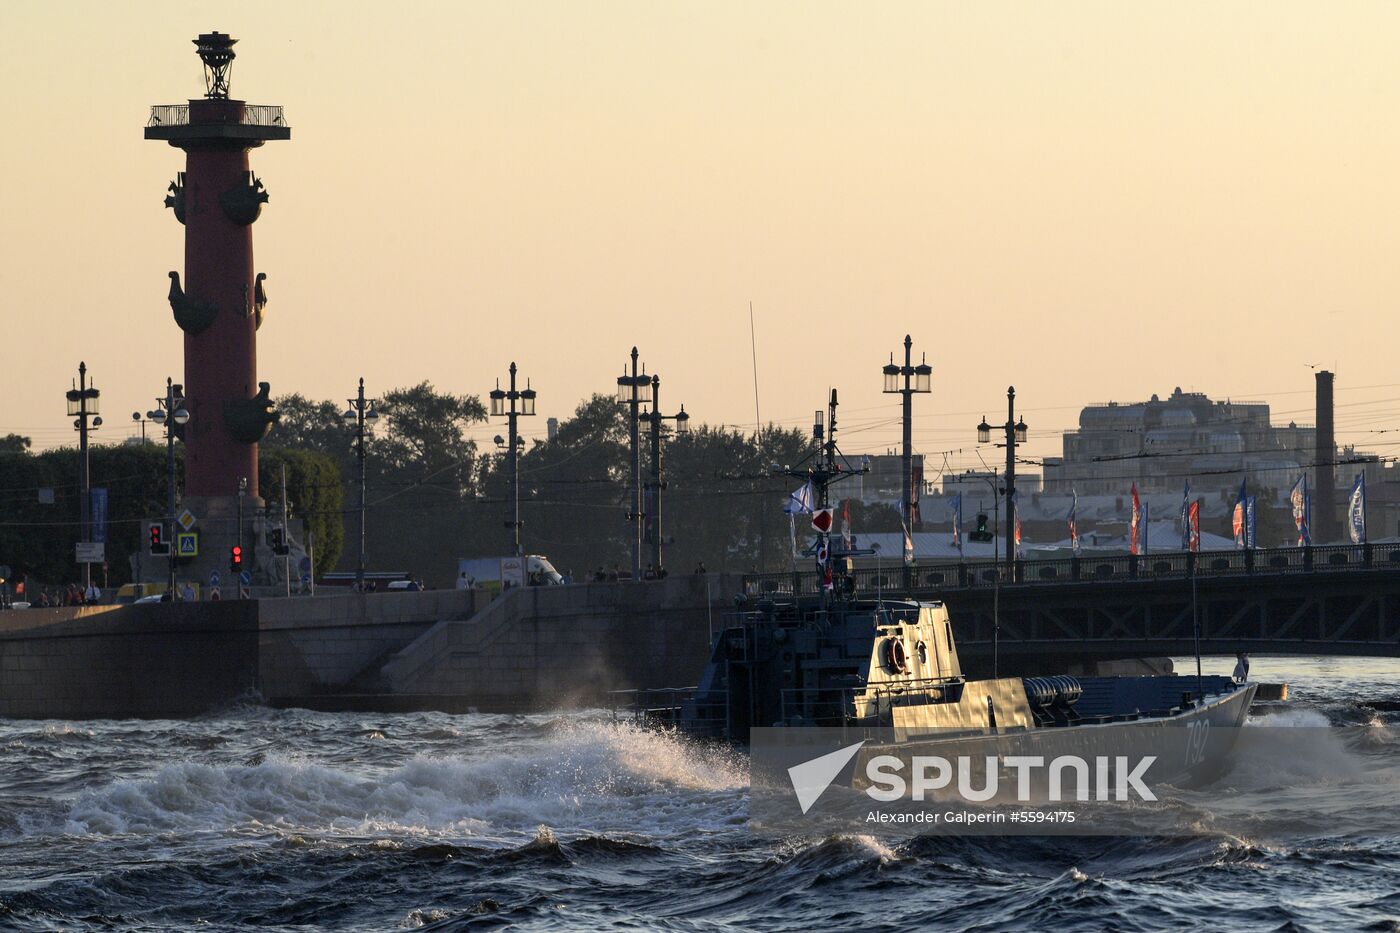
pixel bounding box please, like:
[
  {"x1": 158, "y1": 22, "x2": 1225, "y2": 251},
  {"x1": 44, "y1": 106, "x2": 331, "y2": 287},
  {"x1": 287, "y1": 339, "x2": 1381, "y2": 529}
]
[{"x1": 62, "y1": 720, "x2": 746, "y2": 842}]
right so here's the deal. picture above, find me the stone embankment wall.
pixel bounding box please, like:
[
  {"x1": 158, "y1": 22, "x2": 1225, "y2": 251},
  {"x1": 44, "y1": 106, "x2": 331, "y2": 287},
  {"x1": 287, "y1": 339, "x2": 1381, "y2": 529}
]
[{"x1": 0, "y1": 577, "x2": 738, "y2": 718}]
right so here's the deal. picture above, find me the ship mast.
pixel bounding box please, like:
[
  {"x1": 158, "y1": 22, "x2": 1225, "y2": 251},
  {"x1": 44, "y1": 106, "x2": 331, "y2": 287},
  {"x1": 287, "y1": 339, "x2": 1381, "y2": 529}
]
[{"x1": 774, "y1": 388, "x2": 868, "y2": 609}]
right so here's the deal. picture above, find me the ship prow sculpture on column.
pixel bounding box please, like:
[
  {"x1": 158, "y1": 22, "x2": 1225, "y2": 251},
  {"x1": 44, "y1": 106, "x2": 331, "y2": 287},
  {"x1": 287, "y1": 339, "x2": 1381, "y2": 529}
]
[{"x1": 144, "y1": 32, "x2": 306, "y2": 594}]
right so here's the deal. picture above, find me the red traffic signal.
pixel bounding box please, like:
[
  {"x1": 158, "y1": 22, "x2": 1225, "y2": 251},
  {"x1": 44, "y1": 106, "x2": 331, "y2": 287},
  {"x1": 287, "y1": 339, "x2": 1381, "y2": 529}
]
[
  {"x1": 148, "y1": 522, "x2": 170, "y2": 556},
  {"x1": 229, "y1": 545, "x2": 243, "y2": 572}
]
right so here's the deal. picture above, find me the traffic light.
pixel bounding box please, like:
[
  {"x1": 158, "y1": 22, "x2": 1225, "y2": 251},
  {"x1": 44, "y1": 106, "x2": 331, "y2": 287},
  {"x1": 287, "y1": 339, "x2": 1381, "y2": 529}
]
[
  {"x1": 229, "y1": 545, "x2": 243, "y2": 573},
  {"x1": 269, "y1": 527, "x2": 291, "y2": 556},
  {"x1": 969, "y1": 513, "x2": 993, "y2": 542},
  {"x1": 149, "y1": 522, "x2": 170, "y2": 556}
]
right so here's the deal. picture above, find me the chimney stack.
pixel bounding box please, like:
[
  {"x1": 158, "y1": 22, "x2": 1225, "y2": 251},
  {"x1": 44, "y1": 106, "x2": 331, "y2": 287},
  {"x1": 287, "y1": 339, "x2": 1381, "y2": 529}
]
[{"x1": 1315, "y1": 371, "x2": 1336, "y2": 543}]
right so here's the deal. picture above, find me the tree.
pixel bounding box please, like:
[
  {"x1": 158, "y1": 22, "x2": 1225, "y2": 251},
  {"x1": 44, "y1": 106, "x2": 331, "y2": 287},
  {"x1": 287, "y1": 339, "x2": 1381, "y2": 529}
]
[
  {"x1": 497, "y1": 394, "x2": 632, "y2": 575},
  {"x1": 263, "y1": 394, "x2": 348, "y2": 464},
  {"x1": 0, "y1": 443, "x2": 169, "y2": 587},
  {"x1": 0, "y1": 434, "x2": 31, "y2": 454},
  {"x1": 259, "y1": 448, "x2": 345, "y2": 575},
  {"x1": 373, "y1": 382, "x2": 487, "y2": 493}
]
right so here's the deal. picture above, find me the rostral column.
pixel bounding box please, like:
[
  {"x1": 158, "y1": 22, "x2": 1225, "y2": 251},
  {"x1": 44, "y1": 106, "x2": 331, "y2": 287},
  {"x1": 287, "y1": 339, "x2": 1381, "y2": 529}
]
[{"x1": 146, "y1": 32, "x2": 288, "y2": 558}]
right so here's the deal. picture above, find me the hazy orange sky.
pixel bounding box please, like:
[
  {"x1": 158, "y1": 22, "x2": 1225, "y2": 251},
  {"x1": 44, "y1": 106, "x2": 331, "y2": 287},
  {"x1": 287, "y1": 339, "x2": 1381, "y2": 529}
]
[{"x1": 3, "y1": 2, "x2": 1399, "y2": 478}]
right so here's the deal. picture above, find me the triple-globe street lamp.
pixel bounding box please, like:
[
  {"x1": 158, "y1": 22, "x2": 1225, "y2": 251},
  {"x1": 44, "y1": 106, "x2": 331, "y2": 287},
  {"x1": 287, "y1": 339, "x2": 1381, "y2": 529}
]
[
  {"x1": 640, "y1": 374, "x2": 689, "y2": 576},
  {"x1": 490, "y1": 362, "x2": 537, "y2": 557},
  {"x1": 343, "y1": 378, "x2": 380, "y2": 592},
  {"x1": 977, "y1": 387, "x2": 1028, "y2": 578},
  {"x1": 147, "y1": 379, "x2": 189, "y2": 598},
  {"x1": 615, "y1": 348, "x2": 652, "y2": 579}
]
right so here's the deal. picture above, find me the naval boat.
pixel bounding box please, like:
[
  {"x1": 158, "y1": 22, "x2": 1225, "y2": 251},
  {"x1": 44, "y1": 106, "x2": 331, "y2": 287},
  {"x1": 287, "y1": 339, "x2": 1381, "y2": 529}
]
[{"x1": 617, "y1": 389, "x2": 1256, "y2": 802}]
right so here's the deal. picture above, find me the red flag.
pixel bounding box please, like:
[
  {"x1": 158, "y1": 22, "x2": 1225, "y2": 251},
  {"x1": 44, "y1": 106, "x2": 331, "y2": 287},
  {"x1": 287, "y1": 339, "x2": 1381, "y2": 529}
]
[
  {"x1": 1188, "y1": 501, "x2": 1201, "y2": 552},
  {"x1": 841, "y1": 500, "x2": 852, "y2": 550},
  {"x1": 811, "y1": 508, "x2": 834, "y2": 534}
]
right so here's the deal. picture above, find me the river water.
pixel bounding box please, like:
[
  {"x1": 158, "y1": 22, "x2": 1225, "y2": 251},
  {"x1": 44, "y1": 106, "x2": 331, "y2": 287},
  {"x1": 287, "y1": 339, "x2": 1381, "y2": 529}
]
[{"x1": 2, "y1": 656, "x2": 1399, "y2": 931}]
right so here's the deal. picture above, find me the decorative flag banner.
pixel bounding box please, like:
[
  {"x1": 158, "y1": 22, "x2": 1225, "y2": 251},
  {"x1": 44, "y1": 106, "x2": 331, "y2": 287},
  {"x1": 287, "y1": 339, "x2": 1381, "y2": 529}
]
[
  {"x1": 89, "y1": 488, "x2": 108, "y2": 545},
  {"x1": 1129, "y1": 483, "x2": 1142, "y2": 556},
  {"x1": 902, "y1": 521, "x2": 914, "y2": 566},
  {"x1": 1231, "y1": 478, "x2": 1249, "y2": 549},
  {"x1": 1141, "y1": 500, "x2": 1150, "y2": 556},
  {"x1": 1348, "y1": 473, "x2": 1367, "y2": 545},
  {"x1": 1245, "y1": 496, "x2": 1257, "y2": 550},
  {"x1": 811, "y1": 508, "x2": 835, "y2": 534},
  {"x1": 1187, "y1": 500, "x2": 1201, "y2": 553},
  {"x1": 1290, "y1": 475, "x2": 1311, "y2": 546},
  {"x1": 1179, "y1": 481, "x2": 1192, "y2": 550},
  {"x1": 1069, "y1": 488, "x2": 1080, "y2": 555},
  {"x1": 788, "y1": 515, "x2": 798, "y2": 561},
  {"x1": 841, "y1": 499, "x2": 852, "y2": 551},
  {"x1": 949, "y1": 493, "x2": 963, "y2": 552},
  {"x1": 1011, "y1": 490, "x2": 1023, "y2": 559},
  {"x1": 784, "y1": 482, "x2": 815, "y2": 515}
]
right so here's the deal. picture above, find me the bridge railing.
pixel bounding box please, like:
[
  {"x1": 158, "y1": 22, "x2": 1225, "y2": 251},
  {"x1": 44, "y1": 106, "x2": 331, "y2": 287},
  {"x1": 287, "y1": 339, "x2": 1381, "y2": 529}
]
[{"x1": 742, "y1": 543, "x2": 1400, "y2": 597}]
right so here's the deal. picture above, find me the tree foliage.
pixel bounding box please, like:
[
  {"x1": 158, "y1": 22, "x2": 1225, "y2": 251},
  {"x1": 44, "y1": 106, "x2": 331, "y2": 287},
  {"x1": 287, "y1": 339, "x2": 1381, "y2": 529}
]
[{"x1": 259, "y1": 448, "x2": 345, "y2": 576}]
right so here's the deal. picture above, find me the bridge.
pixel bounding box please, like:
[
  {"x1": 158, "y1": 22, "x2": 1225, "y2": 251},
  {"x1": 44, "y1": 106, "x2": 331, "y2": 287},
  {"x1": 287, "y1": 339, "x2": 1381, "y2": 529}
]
[{"x1": 742, "y1": 543, "x2": 1400, "y2": 674}]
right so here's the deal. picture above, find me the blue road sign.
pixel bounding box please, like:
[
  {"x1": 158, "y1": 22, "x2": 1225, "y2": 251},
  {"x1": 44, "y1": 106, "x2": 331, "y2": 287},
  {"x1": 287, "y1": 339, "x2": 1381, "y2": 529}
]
[
  {"x1": 301, "y1": 573, "x2": 311, "y2": 585},
  {"x1": 239, "y1": 570, "x2": 252, "y2": 586},
  {"x1": 210, "y1": 570, "x2": 221, "y2": 587}
]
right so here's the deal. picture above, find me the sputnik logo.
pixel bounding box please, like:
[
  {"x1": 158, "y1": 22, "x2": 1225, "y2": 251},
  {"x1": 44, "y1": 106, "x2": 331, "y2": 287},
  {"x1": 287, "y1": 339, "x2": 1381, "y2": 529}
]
[{"x1": 787, "y1": 740, "x2": 865, "y2": 814}]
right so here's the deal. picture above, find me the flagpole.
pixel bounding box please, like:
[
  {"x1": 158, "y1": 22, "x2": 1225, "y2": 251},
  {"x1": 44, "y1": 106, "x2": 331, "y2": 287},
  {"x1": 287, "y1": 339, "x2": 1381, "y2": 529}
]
[{"x1": 1192, "y1": 558, "x2": 1203, "y2": 702}]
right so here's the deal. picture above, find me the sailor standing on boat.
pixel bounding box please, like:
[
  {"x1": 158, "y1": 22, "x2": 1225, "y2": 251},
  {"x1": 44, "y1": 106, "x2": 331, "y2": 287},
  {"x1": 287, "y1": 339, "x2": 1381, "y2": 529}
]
[{"x1": 1232, "y1": 652, "x2": 1250, "y2": 683}]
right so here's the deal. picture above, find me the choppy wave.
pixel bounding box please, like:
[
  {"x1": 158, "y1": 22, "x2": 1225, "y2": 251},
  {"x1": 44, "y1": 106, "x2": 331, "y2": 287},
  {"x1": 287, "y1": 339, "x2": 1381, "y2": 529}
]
[
  {"x1": 4, "y1": 657, "x2": 1400, "y2": 931},
  {"x1": 60, "y1": 720, "x2": 746, "y2": 840}
]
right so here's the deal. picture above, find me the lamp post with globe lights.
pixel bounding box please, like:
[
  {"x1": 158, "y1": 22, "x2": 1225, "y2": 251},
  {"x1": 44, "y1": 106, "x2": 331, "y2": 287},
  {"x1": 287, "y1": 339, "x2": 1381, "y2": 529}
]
[
  {"x1": 490, "y1": 362, "x2": 537, "y2": 557},
  {"x1": 615, "y1": 348, "x2": 652, "y2": 579},
  {"x1": 66, "y1": 362, "x2": 102, "y2": 592},
  {"x1": 641, "y1": 374, "x2": 689, "y2": 576},
  {"x1": 147, "y1": 379, "x2": 189, "y2": 598},
  {"x1": 977, "y1": 387, "x2": 1028, "y2": 580},
  {"x1": 343, "y1": 378, "x2": 380, "y2": 592}
]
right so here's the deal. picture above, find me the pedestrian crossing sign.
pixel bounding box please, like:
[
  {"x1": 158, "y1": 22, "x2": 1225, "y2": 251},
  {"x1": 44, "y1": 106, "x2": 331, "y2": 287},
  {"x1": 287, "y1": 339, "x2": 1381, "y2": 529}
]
[{"x1": 176, "y1": 531, "x2": 199, "y2": 557}]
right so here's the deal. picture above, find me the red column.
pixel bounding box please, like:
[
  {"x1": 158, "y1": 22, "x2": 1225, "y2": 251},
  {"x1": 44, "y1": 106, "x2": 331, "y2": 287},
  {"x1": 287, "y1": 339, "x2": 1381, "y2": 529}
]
[{"x1": 179, "y1": 100, "x2": 259, "y2": 499}]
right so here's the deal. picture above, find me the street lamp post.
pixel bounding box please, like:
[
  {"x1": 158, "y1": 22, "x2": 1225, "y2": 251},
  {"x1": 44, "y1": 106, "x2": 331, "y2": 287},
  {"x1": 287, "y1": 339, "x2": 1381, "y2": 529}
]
[
  {"x1": 615, "y1": 348, "x2": 652, "y2": 580},
  {"x1": 641, "y1": 374, "x2": 690, "y2": 576},
  {"x1": 130, "y1": 411, "x2": 152, "y2": 444},
  {"x1": 147, "y1": 378, "x2": 189, "y2": 599},
  {"x1": 490, "y1": 362, "x2": 537, "y2": 557},
  {"x1": 343, "y1": 378, "x2": 379, "y2": 592},
  {"x1": 66, "y1": 362, "x2": 102, "y2": 591},
  {"x1": 881, "y1": 335, "x2": 932, "y2": 534},
  {"x1": 977, "y1": 387, "x2": 1027, "y2": 580}
]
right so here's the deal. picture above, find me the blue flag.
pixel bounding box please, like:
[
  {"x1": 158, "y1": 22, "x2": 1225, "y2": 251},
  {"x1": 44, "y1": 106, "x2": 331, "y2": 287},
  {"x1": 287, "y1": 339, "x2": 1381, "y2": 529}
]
[
  {"x1": 949, "y1": 494, "x2": 962, "y2": 552},
  {"x1": 1348, "y1": 473, "x2": 1367, "y2": 544},
  {"x1": 89, "y1": 488, "x2": 108, "y2": 545}
]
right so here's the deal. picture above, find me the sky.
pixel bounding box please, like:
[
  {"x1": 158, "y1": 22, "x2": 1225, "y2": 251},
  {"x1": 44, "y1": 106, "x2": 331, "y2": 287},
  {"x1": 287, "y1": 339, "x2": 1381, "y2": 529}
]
[{"x1": 2, "y1": 1, "x2": 1399, "y2": 480}]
